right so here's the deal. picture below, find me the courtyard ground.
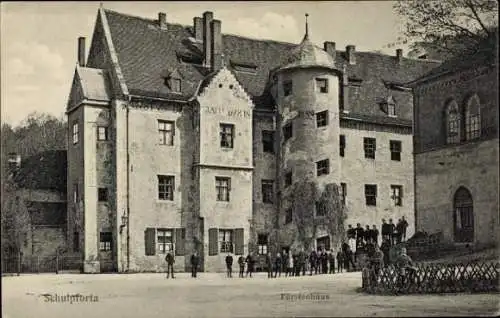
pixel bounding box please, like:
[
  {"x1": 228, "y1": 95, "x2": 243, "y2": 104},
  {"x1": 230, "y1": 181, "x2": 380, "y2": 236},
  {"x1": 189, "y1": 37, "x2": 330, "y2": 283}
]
[{"x1": 2, "y1": 271, "x2": 499, "y2": 318}]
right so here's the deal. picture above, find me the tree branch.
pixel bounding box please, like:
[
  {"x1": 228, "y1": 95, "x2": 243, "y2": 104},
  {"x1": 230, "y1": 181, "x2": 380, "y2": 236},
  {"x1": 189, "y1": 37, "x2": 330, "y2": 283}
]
[{"x1": 464, "y1": 0, "x2": 492, "y2": 35}]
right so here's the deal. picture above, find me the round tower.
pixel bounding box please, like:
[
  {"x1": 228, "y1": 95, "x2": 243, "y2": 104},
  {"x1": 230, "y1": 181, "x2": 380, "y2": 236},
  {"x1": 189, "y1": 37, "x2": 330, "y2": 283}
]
[{"x1": 270, "y1": 18, "x2": 342, "y2": 250}]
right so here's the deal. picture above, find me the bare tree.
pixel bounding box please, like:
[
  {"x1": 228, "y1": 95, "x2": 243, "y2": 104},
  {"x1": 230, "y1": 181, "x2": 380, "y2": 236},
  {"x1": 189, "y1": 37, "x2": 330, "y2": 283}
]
[{"x1": 394, "y1": 0, "x2": 498, "y2": 56}]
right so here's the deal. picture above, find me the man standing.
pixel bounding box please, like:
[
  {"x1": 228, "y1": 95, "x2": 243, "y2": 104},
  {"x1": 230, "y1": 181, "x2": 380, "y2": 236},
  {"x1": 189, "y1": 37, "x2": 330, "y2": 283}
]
[
  {"x1": 347, "y1": 224, "x2": 356, "y2": 254},
  {"x1": 380, "y1": 239, "x2": 391, "y2": 266},
  {"x1": 225, "y1": 253, "x2": 233, "y2": 278},
  {"x1": 371, "y1": 225, "x2": 379, "y2": 246},
  {"x1": 370, "y1": 244, "x2": 385, "y2": 283},
  {"x1": 400, "y1": 216, "x2": 409, "y2": 242},
  {"x1": 274, "y1": 252, "x2": 282, "y2": 278},
  {"x1": 336, "y1": 249, "x2": 343, "y2": 273},
  {"x1": 245, "y1": 253, "x2": 254, "y2": 278},
  {"x1": 238, "y1": 255, "x2": 245, "y2": 278},
  {"x1": 389, "y1": 219, "x2": 396, "y2": 246},
  {"x1": 364, "y1": 225, "x2": 372, "y2": 244},
  {"x1": 266, "y1": 252, "x2": 273, "y2": 278},
  {"x1": 165, "y1": 252, "x2": 175, "y2": 279},
  {"x1": 381, "y1": 219, "x2": 390, "y2": 243},
  {"x1": 309, "y1": 249, "x2": 317, "y2": 276},
  {"x1": 190, "y1": 251, "x2": 200, "y2": 278},
  {"x1": 299, "y1": 249, "x2": 307, "y2": 276},
  {"x1": 354, "y1": 223, "x2": 365, "y2": 263},
  {"x1": 328, "y1": 250, "x2": 335, "y2": 274},
  {"x1": 321, "y1": 250, "x2": 328, "y2": 274},
  {"x1": 396, "y1": 219, "x2": 404, "y2": 244}
]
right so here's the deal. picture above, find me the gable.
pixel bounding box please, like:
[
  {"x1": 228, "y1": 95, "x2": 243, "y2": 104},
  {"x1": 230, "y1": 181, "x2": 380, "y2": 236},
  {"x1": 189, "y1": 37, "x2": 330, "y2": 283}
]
[{"x1": 198, "y1": 67, "x2": 253, "y2": 107}]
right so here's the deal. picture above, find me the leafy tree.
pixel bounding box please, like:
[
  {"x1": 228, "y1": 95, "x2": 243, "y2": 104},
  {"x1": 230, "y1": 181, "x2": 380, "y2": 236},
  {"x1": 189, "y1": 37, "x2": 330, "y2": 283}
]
[{"x1": 394, "y1": 0, "x2": 498, "y2": 57}]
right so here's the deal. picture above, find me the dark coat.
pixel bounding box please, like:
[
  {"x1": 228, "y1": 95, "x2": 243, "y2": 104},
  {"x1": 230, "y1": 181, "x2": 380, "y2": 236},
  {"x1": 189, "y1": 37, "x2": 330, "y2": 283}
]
[
  {"x1": 165, "y1": 253, "x2": 175, "y2": 265},
  {"x1": 191, "y1": 254, "x2": 200, "y2": 266},
  {"x1": 225, "y1": 255, "x2": 233, "y2": 266}
]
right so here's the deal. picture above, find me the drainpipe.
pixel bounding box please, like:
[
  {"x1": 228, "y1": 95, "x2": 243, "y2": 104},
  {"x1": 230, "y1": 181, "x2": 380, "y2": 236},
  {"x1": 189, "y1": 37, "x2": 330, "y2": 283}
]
[{"x1": 126, "y1": 96, "x2": 131, "y2": 272}]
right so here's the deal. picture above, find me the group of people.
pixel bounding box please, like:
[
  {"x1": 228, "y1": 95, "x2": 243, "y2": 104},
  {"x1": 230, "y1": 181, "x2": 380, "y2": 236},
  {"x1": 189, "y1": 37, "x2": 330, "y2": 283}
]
[{"x1": 164, "y1": 251, "x2": 201, "y2": 279}]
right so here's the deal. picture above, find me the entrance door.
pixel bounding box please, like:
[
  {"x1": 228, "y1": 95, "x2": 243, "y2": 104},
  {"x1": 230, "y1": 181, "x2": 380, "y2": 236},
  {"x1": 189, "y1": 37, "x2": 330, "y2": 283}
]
[
  {"x1": 316, "y1": 236, "x2": 330, "y2": 252},
  {"x1": 453, "y1": 187, "x2": 474, "y2": 243}
]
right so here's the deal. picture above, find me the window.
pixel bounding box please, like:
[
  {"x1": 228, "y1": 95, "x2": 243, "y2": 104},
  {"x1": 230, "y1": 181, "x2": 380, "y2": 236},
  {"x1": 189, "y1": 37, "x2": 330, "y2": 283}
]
[
  {"x1": 157, "y1": 229, "x2": 174, "y2": 253},
  {"x1": 285, "y1": 208, "x2": 293, "y2": 224},
  {"x1": 365, "y1": 184, "x2": 377, "y2": 206},
  {"x1": 98, "y1": 188, "x2": 108, "y2": 202},
  {"x1": 261, "y1": 179, "x2": 274, "y2": 204},
  {"x1": 316, "y1": 159, "x2": 330, "y2": 176},
  {"x1": 72, "y1": 122, "x2": 79, "y2": 144},
  {"x1": 216, "y1": 177, "x2": 231, "y2": 201},
  {"x1": 158, "y1": 175, "x2": 175, "y2": 200},
  {"x1": 316, "y1": 110, "x2": 328, "y2": 127},
  {"x1": 446, "y1": 100, "x2": 461, "y2": 144},
  {"x1": 97, "y1": 126, "x2": 108, "y2": 141},
  {"x1": 315, "y1": 201, "x2": 326, "y2": 217},
  {"x1": 73, "y1": 183, "x2": 79, "y2": 204},
  {"x1": 390, "y1": 140, "x2": 402, "y2": 161},
  {"x1": 285, "y1": 171, "x2": 292, "y2": 187},
  {"x1": 158, "y1": 120, "x2": 175, "y2": 146},
  {"x1": 316, "y1": 78, "x2": 328, "y2": 93},
  {"x1": 283, "y1": 80, "x2": 292, "y2": 96},
  {"x1": 262, "y1": 130, "x2": 275, "y2": 153},
  {"x1": 73, "y1": 232, "x2": 80, "y2": 252},
  {"x1": 219, "y1": 229, "x2": 233, "y2": 253},
  {"x1": 363, "y1": 137, "x2": 376, "y2": 159},
  {"x1": 220, "y1": 123, "x2": 234, "y2": 148},
  {"x1": 340, "y1": 183, "x2": 346, "y2": 205},
  {"x1": 391, "y1": 185, "x2": 403, "y2": 206},
  {"x1": 257, "y1": 234, "x2": 268, "y2": 255},
  {"x1": 340, "y1": 135, "x2": 346, "y2": 157},
  {"x1": 99, "y1": 232, "x2": 112, "y2": 251},
  {"x1": 170, "y1": 78, "x2": 182, "y2": 93},
  {"x1": 388, "y1": 102, "x2": 396, "y2": 117},
  {"x1": 283, "y1": 123, "x2": 293, "y2": 141},
  {"x1": 465, "y1": 95, "x2": 481, "y2": 140}
]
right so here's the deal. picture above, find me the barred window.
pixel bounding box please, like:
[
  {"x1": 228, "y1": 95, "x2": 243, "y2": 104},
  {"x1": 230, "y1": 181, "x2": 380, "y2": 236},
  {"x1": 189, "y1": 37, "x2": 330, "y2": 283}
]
[
  {"x1": 391, "y1": 185, "x2": 403, "y2": 206},
  {"x1": 220, "y1": 123, "x2": 234, "y2": 148},
  {"x1": 446, "y1": 100, "x2": 460, "y2": 144},
  {"x1": 390, "y1": 140, "x2": 402, "y2": 161},
  {"x1": 158, "y1": 120, "x2": 175, "y2": 146},
  {"x1": 388, "y1": 102, "x2": 396, "y2": 117},
  {"x1": 170, "y1": 78, "x2": 182, "y2": 93},
  {"x1": 157, "y1": 229, "x2": 174, "y2": 253},
  {"x1": 316, "y1": 110, "x2": 328, "y2": 127},
  {"x1": 216, "y1": 177, "x2": 231, "y2": 201},
  {"x1": 99, "y1": 232, "x2": 112, "y2": 251},
  {"x1": 261, "y1": 179, "x2": 274, "y2": 204},
  {"x1": 97, "y1": 126, "x2": 108, "y2": 141},
  {"x1": 363, "y1": 137, "x2": 376, "y2": 159},
  {"x1": 72, "y1": 121, "x2": 79, "y2": 144},
  {"x1": 158, "y1": 175, "x2": 175, "y2": 200},
  {"x1": 257, "y1": 234, "x2": 268, "y2": 255},
  {"x1": 365, "y1": 184, "x2": 377, "y2": 206},
  {"x1": 316, "y1": 159, "x2": 330, "y2": 176},
  {"x1": 340, "y1": 183, "x2": 346, "y2": 205},
  {"x1": 465, "y1": 95, "x2": 481, "y2": 140},
  {"x1": 219, "y1": 229, "x2": 233, "y2": 253},
  {"x1": 340, "y1": 135, "x2": 346, "y2": 157}
]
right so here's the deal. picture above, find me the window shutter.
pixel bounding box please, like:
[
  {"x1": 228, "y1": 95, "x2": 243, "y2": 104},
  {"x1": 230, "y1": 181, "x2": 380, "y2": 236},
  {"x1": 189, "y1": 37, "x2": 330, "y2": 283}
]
[
  {"x1": 234, "y1": 228, "x2": 244, "y2": 255},
  {"x1": 145, "y1": 228, "x2": 156, "y2": 256},
  {"x1": 208, "y1": 228, "x2": 218, "y2": 256},
  {"x1": 175, "y1": 228, "x2": 185, "y2": 256}
]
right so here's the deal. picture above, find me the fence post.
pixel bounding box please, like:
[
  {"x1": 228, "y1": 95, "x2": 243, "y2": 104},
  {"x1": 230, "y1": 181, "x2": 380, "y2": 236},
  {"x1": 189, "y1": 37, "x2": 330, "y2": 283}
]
[
  {"x1": 37, "y1": 255, "x2": 40, "y2": 273},
  {"x1": 55, "y1": 252, "x2": 59, "y2": 274},
  {"x1": 17, "y1": 251, "x2": 22, "y2": 276}
]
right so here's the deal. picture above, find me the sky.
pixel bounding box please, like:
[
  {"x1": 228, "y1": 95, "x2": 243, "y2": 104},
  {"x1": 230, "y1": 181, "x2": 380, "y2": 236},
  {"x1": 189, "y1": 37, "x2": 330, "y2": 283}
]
[{"x1": 1, "y1": 1, "x2": 409, "y2": 126}]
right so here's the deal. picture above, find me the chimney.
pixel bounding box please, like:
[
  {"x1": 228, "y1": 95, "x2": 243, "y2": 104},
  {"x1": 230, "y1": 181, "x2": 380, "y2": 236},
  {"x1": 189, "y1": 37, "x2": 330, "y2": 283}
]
[
  {"x1": 211, "y1": 20, "x2": 223, "y2": 71},
  {"x1": 396, "y1": 48, "x2": 403, "y2": 63},
  {"x1": 158, "y1": 12, "x2": 167, "y2": 29},
  {"x1": 203, "y1": 11, "x2": 214, "y2": 68},
  {"x1": 194, "y1": 17, "x2": 203, "y2": 41},
  {"x1": 323, "y1": 41, "x2": 336, "y2": 61},
  {"x1": 346, "y1": 45, "x2": 356, "y2": 65},
  {"x1": 78, "y1": 37, "x2": 86, "y2": 67}
]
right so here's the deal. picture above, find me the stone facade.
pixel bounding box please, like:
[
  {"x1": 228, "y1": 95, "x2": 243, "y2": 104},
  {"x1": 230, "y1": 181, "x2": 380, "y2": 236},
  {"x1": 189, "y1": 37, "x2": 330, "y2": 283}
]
[{"x1": 413, "y1": 49, "x2": 499, "y2": 246}]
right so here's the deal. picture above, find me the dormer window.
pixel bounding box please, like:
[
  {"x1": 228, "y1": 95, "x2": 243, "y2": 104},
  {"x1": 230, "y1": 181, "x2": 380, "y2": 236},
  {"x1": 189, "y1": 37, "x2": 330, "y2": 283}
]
[
  {"x1": 379, "y1": 95, "x2": 396, "y2": 117},
  {"x1": 231, "y1": 61, "x2": 257, "y2": 74},
  {"x1": 164, "y1": 77, "x2": 182, "y2": 93}
]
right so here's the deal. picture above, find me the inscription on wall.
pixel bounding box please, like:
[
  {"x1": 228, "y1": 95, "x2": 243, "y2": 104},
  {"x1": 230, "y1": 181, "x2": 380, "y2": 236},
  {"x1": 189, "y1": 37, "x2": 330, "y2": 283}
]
[{"x1": 201, "y1": 106, "x2": 251, "y2": 119}]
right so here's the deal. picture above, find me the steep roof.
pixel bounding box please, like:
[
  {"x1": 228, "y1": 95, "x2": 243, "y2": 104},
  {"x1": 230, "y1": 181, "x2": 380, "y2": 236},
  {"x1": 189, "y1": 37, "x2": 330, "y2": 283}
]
[
  {"x1": 277, "y1": 34, "x2": 336, "y2": 71},
  {"x1": 77, "y1": 65, "x2": 112, "y2": 102},
  {"x1": 97, "y1": 9, "x2": 440, "y2": 121}
]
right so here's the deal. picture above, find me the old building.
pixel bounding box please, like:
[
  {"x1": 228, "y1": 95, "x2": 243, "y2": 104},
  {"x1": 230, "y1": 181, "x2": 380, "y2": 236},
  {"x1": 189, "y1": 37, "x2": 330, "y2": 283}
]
[
  {"x1": 66, "y1": 8, "x2": 440, "y2": 272},
  {"x1": 411, "y1": 33, "x2": 499, "y2": 246}
]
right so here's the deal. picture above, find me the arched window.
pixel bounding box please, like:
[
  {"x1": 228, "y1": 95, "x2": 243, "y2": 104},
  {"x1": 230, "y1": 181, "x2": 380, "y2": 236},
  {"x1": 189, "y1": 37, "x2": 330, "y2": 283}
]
[
  {"x1": 445, "y1": 100, "x2": 461, "y2": 144},
  {"x1": 465, "y1": 94, "x2": 481, "y2": 140},
  {"x1": 453, "y1": 187, "x2": 474, "y2": 243}
]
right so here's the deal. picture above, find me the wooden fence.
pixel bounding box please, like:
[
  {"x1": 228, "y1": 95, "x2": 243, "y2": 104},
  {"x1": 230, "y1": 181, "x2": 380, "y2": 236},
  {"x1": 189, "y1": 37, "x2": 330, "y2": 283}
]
[{"x1": 362, "y1": 261, "x2": 500, "y2": 294}]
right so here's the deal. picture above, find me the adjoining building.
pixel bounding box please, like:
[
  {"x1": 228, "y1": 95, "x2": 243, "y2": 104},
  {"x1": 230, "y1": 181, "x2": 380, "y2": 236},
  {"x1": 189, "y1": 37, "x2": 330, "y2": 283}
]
[
  {"x1": 66, "y1": 8, "x2": 440, "y2": 272},
  {"x1": 411, "y1": 33, "x2": 499, "y2": 246}
]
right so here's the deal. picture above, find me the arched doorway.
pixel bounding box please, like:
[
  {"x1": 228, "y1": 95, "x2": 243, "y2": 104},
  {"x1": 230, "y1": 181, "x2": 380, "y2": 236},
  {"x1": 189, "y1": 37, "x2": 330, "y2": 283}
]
[{"x1": 453, "y1": 187, "x2": 474, "y2": 243}]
